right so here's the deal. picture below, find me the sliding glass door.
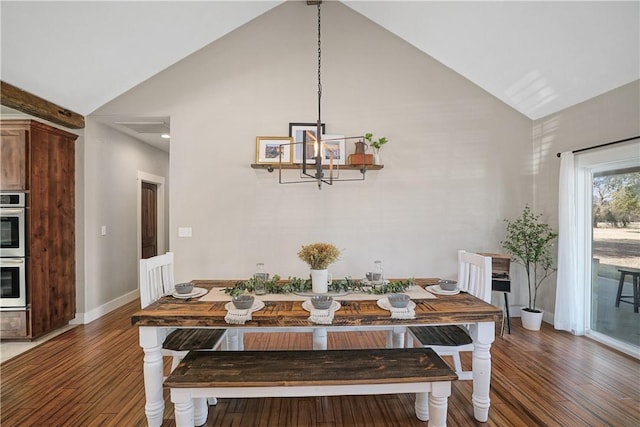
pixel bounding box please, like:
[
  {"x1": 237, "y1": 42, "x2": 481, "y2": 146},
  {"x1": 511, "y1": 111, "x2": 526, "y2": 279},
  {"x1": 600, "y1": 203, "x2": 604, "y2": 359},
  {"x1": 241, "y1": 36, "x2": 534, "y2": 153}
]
[
  {"x1": 575, "y1": 140, "x2": 640, "y2": 355},
  {"x1": 590, "y1": 168, "x2": 640, "y2": 347}
]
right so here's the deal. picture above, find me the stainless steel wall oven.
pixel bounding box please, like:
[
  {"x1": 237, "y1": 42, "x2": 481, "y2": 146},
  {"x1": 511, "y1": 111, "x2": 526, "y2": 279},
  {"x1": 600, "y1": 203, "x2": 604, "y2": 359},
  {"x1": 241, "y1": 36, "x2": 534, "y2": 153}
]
[
  {"x1": 1, "y1": 258, "x2": 26, "y2": 308},
  {"x1": 1, "y1": 193, "x2": 26, "y2": 257},
  {"x1": 1, "y1": 193, "x2": 27, "y2": 308}
]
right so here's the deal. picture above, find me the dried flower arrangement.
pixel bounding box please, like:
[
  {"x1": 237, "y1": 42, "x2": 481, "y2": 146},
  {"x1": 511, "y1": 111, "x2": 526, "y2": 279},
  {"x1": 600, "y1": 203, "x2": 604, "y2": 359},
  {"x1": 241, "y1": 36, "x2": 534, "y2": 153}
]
[{"x1": 297, "y1": 242, "x2": 341, "y2": 270}]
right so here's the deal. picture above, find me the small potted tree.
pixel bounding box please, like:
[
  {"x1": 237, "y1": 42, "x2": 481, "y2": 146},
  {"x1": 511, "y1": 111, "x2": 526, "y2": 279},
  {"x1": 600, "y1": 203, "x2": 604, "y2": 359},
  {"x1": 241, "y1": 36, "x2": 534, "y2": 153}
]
[{"x1": 501, "y1": 205, "x2": 558, "y2": 330}]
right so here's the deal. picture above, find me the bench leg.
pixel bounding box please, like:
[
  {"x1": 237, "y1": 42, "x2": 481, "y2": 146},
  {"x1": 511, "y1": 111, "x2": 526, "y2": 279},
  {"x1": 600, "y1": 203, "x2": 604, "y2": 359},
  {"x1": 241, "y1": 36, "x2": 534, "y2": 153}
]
[
  {"x1": 429, "y1": 381, "x2": 451, "y2": 427},
  {"x1": 171, "y1": 389, "x2": 194, "y2": 427},
  {"x1": 414, "y1": 392, "x2": 429, "y2": 422},
  {"x1": 194, "y1": 397, "x2": 209, "y2": 426},
  {"x1": 415, "y1": 382, "x2": 451, "y2": 426}
]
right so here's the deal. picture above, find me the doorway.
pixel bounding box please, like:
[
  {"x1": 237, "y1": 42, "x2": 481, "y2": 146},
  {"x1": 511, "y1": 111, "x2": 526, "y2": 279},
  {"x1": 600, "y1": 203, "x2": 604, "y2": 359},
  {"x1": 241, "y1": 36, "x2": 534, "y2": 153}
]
[{"x1": 137, "y1": 171, "x2": 166, "y2": 261}]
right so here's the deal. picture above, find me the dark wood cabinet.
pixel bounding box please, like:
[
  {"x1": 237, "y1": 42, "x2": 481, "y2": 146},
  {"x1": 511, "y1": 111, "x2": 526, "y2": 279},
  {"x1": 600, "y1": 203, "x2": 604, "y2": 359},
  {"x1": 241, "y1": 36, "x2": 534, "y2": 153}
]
[
  {"x1": 0, "y1": 125, "x2": 28, "y2": 190},
  {"x1": 1, "y1": 120, "x2": 77, "y2": 339}
]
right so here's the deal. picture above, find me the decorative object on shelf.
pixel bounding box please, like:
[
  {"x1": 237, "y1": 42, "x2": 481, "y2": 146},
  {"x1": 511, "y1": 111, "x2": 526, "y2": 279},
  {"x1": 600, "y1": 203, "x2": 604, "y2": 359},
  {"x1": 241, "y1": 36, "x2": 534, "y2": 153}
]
[
  {"x1": 298, "y1": 242, "x2": 341, "y2": 294},
  {"x1": 501, "y1": 205, "x2": 558, "y2": 331},
  {"x1": 275, "y1": 2, "x2": 367, "y2": 189},
  {"x1": 321, "y1": 134, "x2": 346, "y2": 165},
  {"x1": 364, "y1": 133, "x2": 388, "y2": 165},
  {"x1": 289, "y1": 122, "x2": 325, "y2": 164},
  {"x1": 348, "y1": 139, "x2": 374, "y2": 166},
  {"x1": 256, "y1": 136, "x2": 293, "y2": 164}
]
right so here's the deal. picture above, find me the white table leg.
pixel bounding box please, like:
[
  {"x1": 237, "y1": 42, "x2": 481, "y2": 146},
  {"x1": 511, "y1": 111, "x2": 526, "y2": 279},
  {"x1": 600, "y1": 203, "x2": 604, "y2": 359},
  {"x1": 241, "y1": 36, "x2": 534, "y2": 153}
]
[
  {"x1": 406, "y1": 332, "x2": 414, "y2": 348},
  {"x1": 313, "y1": 328, "x2": 327, "y2": 350},
  {"x1": 139, "y1": 326, "x2": 165, "y2": 427},
  {"x1": 469, "y1": 321, "x2": 495, "y2": 422},
  {"x1": 391, "y1": 327, "x2": 405, "y2": 348},
  {"x1": 226, "y1": 329, "x2": 241, "y2": 350}
]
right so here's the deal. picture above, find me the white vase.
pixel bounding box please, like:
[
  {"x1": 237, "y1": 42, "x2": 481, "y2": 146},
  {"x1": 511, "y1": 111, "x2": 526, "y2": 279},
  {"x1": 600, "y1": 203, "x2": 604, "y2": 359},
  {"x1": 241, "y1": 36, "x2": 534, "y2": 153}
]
[
  {"x1": 372, "y1": 148, "x2": 380, "y2": 165},
  {"x1": 520, "y1": 308, "x2": 543, "y2": 331},
  {"x1": 310, "y1": 269, "x2": 330, "y2": 294}
]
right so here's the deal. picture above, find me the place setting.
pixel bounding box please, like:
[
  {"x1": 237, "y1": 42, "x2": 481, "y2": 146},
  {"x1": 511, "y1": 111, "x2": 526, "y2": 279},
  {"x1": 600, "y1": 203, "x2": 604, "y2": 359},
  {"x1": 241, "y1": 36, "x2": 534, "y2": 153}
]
[
  {"x1": 303, "y1": 295, "x2": 341, "y2": 325},
  {"x1": 426, "y1": 279, "x2": 461, "y2": 296},
  {"x1": 171, "y1": 282, "x2": 208, "y2": 299},
  {"x1": 376, "y1": 293, "x2": 416, "y2": 319},
  {"x1": 224, "y1": 295, "x2": 265, "y2": 325}
]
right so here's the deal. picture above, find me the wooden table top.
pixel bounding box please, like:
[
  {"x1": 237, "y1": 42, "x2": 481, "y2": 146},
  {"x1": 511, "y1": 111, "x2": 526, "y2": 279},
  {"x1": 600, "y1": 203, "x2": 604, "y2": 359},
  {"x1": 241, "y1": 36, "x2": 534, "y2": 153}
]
[{"x1": 131, "y1": 279, "x2": 503, "y2": 328}]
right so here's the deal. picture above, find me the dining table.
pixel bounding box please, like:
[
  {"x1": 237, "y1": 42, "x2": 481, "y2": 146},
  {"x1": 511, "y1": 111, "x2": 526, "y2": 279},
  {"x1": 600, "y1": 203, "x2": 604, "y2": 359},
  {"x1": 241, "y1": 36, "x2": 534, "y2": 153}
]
[{"x1": 131, "y1": 278, "x2": 503, "y2": 427}]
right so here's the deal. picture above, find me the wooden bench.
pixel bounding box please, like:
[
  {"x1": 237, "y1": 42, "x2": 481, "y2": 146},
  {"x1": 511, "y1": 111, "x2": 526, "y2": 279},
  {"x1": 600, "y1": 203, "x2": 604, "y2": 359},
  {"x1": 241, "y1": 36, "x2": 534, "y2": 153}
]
[{"x1": 164, "y1": 348, "x2": 458, "y2": 427}]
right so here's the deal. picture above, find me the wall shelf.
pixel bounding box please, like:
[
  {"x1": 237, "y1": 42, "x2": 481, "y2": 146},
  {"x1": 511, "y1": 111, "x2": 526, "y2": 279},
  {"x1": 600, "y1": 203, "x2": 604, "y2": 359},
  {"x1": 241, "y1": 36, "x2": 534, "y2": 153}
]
[{"x1": 251, "y1": 163, "x2": 384, "y2": 173}]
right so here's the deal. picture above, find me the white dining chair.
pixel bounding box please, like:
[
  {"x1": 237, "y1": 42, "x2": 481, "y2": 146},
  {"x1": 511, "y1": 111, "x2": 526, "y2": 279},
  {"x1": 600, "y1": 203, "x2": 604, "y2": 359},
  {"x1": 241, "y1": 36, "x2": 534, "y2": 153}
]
[
  {"x1": 407, "y1": 250, "x2": 492, "y2": 380},
  {"x1": 140, "y1": 252, "x2": 226, "y2": 420},
  {"x1": 140, "y1": 252, "x2": 227, "y2": 368}
]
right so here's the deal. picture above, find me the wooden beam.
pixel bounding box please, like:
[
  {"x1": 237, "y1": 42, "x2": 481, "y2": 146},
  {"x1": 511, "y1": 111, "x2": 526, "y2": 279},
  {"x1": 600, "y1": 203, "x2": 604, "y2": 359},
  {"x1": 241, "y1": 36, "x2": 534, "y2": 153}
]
[{"x1": 1, "y1": 81, "x2": 84, "y2": 129}]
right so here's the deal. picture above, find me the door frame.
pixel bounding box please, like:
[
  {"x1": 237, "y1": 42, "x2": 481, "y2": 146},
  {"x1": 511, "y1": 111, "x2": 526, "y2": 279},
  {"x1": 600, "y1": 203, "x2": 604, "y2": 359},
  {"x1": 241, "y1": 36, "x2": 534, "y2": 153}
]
[{"x1": 137, "y1": 171, "x2": 166, "y2": 261}]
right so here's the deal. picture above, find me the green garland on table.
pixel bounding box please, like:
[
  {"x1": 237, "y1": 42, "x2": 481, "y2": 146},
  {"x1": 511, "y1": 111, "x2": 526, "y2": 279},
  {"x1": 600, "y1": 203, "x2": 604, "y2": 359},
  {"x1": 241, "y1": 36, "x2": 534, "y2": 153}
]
[{"x1": 223, "y1": 276, "x2": 415, "y2": 296}]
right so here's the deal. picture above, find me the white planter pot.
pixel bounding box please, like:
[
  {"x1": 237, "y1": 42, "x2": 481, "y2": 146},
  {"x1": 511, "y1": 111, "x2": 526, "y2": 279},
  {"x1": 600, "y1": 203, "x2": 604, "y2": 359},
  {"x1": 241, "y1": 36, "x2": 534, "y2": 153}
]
[
  {"x1": 521, "y1": 308, "x2": 543, "y2": 331},
  {"x1": 310, "y1": 269, "x2": 331, "y2": 294}
]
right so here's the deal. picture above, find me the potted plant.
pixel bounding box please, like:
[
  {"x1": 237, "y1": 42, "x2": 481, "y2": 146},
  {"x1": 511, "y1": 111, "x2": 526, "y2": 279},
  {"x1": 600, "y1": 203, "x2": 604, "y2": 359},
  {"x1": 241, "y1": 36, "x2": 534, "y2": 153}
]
[
  {"x1": 501, "y1": 205, "x2": 558, "y2": 331},
  {"x1": 364, "y1": 133, "x2": 388, "y2": 165},
  {"x1": 297, "y1": 242, "x2": 341, "y2": 294}
]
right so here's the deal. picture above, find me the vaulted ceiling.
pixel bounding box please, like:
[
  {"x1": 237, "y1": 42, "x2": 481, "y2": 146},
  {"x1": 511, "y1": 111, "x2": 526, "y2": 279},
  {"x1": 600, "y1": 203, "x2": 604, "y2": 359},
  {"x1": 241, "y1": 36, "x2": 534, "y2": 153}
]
[{"x1": 1, "y1": 1, "x2": 638, "y2": 148}]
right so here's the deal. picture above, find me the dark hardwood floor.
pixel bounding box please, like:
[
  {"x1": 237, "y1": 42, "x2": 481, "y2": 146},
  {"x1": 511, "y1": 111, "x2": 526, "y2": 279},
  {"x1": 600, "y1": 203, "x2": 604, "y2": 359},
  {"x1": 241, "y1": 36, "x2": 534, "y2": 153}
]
[{"x1": 1, "y1": 300, "x2": 638, "y2": 426}]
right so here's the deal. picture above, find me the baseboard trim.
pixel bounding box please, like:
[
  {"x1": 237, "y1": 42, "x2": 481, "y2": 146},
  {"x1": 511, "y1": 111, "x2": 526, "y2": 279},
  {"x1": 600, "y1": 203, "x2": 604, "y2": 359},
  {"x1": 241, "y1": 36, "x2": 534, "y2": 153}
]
[{"x1": 73, "y1": 290, "x2": 139, "y2": 325}]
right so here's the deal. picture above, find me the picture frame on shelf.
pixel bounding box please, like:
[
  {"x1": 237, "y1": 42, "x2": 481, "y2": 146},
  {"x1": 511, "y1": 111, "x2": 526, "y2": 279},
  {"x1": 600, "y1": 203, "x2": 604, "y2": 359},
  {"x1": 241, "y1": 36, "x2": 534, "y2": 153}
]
[
  {"x1": 255, "y1": 136, "x2": 293, "y2": 164},
  {"x1": 289, "y1": 122, "x2": 325, "y2": 164},
  {"x1": 321, "y1": 134, "x2": 346, "y2": 165}
]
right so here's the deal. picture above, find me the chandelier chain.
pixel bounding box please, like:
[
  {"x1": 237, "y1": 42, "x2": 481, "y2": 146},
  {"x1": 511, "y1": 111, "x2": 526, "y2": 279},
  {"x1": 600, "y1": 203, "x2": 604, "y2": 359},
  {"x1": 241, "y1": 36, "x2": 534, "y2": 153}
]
[{"x1": 317, "y1": 2, "x2": 322, "y2": 116}]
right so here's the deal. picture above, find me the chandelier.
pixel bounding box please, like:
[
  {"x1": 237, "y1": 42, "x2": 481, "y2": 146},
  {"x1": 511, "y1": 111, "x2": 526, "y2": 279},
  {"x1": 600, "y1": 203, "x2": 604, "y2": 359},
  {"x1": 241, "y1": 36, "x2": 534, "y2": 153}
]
[{"x1": 278, "y1": 1, "x2": 367, "y2": 189}]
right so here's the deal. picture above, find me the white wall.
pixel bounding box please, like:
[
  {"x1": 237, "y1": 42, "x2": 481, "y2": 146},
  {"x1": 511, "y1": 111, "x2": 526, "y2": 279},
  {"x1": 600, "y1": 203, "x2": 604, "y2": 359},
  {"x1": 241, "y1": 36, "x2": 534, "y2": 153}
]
[
  {"x1": 81, "y1": 120, "x2": 169, "y2": 319},
  {"x1": 95, "y1": 2, "x2": 532, "y2": 307},
  {"x1": 532, "y1": 80, "x2": 640, "y2": 317}
]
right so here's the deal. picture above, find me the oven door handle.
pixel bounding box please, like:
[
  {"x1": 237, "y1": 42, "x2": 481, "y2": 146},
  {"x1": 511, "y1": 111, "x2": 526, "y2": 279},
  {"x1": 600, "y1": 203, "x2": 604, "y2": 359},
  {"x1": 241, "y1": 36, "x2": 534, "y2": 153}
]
[
  {"x1": 1, "y1": 258, "x2": 25, "y2": 264},
  {"x1": 0, "y1": 209, "x2": 24, "y2": 215}
]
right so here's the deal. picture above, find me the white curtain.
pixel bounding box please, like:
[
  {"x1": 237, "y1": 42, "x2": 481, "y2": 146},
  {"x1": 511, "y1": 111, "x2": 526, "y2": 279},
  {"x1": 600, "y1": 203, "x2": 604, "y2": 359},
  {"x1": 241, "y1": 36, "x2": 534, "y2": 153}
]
[{"x1": 554, "y1": 152, "x2": 585, "y2": 334}]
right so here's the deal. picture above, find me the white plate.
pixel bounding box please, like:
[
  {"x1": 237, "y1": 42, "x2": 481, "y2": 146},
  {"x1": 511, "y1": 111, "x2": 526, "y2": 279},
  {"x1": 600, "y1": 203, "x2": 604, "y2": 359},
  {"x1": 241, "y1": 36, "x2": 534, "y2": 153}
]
[
  {"x1": 377, "y1": 298, "x2": 416, "y2": 311},
  {"x1": 426, "y1": 285, "x2": 460, "y2": 295},
  {"x1": 224, "y1": 299, "x2": 265, "y2": 312},
  {"x1": 172, "y1": 287, "x2": 208, "y2": 299},
  {"x1": 302, "y1": 300, "x2": 341, "y2": 313}
]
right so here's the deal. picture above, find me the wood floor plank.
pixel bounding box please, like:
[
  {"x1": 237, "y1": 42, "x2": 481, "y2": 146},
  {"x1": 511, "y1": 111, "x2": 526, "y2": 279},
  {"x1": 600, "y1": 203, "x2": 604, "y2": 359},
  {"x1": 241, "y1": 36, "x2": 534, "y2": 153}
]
[{"x1": 1, "y1": 299, "x2": 639, "y2": 426}]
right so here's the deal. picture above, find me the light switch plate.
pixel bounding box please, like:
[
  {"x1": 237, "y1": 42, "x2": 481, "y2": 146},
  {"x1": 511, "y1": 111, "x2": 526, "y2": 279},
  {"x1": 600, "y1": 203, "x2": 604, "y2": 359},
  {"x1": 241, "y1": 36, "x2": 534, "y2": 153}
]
[{"x1": 178, "y1": 227, "x2": 192, "y2": 237}]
